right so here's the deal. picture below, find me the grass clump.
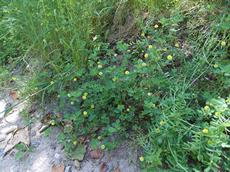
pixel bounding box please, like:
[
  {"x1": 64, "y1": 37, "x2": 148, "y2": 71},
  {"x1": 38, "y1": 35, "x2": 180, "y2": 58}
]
[{"x1": 0, "y1": 0, "x2": 230, "y2": 171}]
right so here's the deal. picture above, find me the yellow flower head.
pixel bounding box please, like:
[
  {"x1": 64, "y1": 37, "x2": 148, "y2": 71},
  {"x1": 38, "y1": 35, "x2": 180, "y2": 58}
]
[
  {"x1": 127, "y1": 108, "x2": 130, "y2": 112},
  {"x1": 70, "y1": 101, "x2": 74, "y2": 105},
  {"x1": 83, "y1": 92, "x2": 88, "y2": 97},
  {"x1": 99, "y1": 72, "x2": 103, "y2": 76},
  {"x1": 73, "y1": 140, "x2": 78, "y2": 145},
  {"x1": 82, "y1": 95, "x2": 87, "y2": 100},
  {"x1": 221, "y1": 41, "x2": 226, "y2": 47},
  {"x1": 147, "y1": 92, "x2": 152, "y2": 96},
  {"x1": 97, "y1": 136, "x2": 102, "y2": 140},
  {"x1": 214, "y1": 111, "x2": 221, "y2": 117},
  {"x1": 91, "y1": 104, "x2": 95, "y2": 109},
  {"x1": 226, "y1": 97, "x2": 230, "y2": 104},
  {"x1": 73, "y1": 78, "x2": 77, "y2": 81},
  {"x1": 204, "y1": 105, "x2": 210, "y2": 112},
  {"x1": 156, "y1": 128, "x2": 160, "y2": 133},
  {"x1": 83, "y1": 111, "x2": 88, "y2": 117},
  {"x1": 112, "y1": 77, "x2": 117, "y2": 82},
  {"x1": 101, "y1": 144, "x2": 105, "y2": 150},
  {"x1": 213, "y1": 64, "x2": 219, "y2": 68},
  {"x1": 98, "y1": 64, "x2": 103, "y2": 69},
  {"x1": 50, "y1": 120, "x2": 55, "y2": 126},
  {"x1": 141, "y1": 32, "x2": 145, "y2": 37},
  {"x1": 50, "y1": 81, "x2": 54, "y2": 85},
  {"x1": 160, "y1": 120, "x2": 165, "y2": 126},
  {"x1": 175, "y1": 42, "x2": 180, "y2": 48},
  {"x1": 144, "y1": 53, "x2": 149, "y2": 59},
  {"x1": 154, "y1": 24, "x2": 159, "y2": 29},
  {"x1": 202, "y1": 128, "x2": 209, "y2": 134},
  {"x1": 125, "y1": 71, "x2": 129, "y2": 75},
  {"x1": 148, "y1": 45, "x2": 153, "y2": 49},
  {"x1": 167, "y1": 55, "x2": 173, "y2": 61},
  {"x1": 139, "y1": 156, "x2": 144, "y2": 162}
]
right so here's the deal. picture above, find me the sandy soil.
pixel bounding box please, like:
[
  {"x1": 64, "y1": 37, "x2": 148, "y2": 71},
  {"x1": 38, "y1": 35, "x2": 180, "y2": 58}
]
[{"x1": 0, "y1": 92, "x2": 139, "y2": 172}]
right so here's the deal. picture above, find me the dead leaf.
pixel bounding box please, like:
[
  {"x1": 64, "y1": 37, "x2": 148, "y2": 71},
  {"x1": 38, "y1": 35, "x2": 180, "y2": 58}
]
[
  {"x1": 99, "y1": 162, "x2": 107, "y2": 172},
  {"x1": 9, "y1": 90, "x2": 19, "y2": 100},
  {"x1": 51, "y1": 163, "x2": 65, "y2": 172},
  {"x1": 79, "y1": 136, "x2": 87, "y2": 143},
  {"x1": 41, "y1": 112, "x2": 52, "y2": 124},
  {"x1": 90, "y1": 149, "x2": 103, "y2": 159},
  {"x1": 112, "y1": 167, "x2": 121, "y2": 172},
  {"x1": 39, "y1": 124, "x2": 50, "y2": 133},
  {"x1": 4, "y1": 127, "x2": 30, "y2": 154},
  {"x1": 143, "y1": 12, "x2": 149, "y2": 19}
]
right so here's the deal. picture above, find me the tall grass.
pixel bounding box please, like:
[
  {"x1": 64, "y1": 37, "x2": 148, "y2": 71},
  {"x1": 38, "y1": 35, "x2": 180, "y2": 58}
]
[{"x1": 2, "y1": 0, "x2": 118, "y2": 69}]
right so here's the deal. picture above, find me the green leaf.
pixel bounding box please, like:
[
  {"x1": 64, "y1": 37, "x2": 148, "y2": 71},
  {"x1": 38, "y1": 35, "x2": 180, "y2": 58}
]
[
  {"x1": 89, "y1": 139, "x2": 100, "y2": 150},
  {"x1": 68, "y1": 144, "x2": 86, "y2": 161},
  {"x1": 209, "y1": 98, "x2": 228, "y2": 112}
]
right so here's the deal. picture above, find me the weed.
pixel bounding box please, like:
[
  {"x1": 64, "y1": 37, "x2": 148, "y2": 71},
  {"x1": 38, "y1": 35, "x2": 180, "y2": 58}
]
[{"x1": 0, "y1": 0, "x2": 229, "y2": 171}]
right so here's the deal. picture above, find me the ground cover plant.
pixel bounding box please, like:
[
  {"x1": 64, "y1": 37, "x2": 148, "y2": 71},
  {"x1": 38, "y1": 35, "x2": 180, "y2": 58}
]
[{"x1": 0, "y1": 0, "x2": 230, "y2": 171}]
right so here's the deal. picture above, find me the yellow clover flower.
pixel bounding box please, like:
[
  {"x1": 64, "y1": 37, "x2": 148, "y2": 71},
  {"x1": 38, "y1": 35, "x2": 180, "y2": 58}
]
[
  {"x1": 139, "y1": 156, "x2": 144, "y2": 162},
  {"x1": 154, "y1": 24, "x2": 159, "y2": 29},
  {"x1": 83, "y1": 111, "x2": 88, "y2": 117},
  {"x1": 101, "y1": 144, "x2": 105, "y2": 150},
  {"x1": 214, "y1": 111, "x2": 221, "y2": 117},
  {"x1": 175, "y1": 42, "x2": 180, "y2": 48},
  {"x1": 204, "y1": 105, "x2": 210, "y2": 112},
  {"x1": 156, "y1": 128, "x2": 160, "y2": 133},
  {"x1": 82, "y1": 95, "x2": 87, "y2": 100},
  {"x1": 83, "y1": 92, "x2": 88, "y2": 96},
  {"x1": 144, "y1": 53, "x2": 149, "y2": 59},
  {"x1": 202, "y1": 128, "x2": 209, "y2": 134},
  {"x1": 221, "y1": 41, "x2": 226, "y2": 47},
  {"x1": 91, "y1": 104, "x2": 95, "y2": 109},
  {"x1": 167, "y1": 55, "x2": 173, "y2": 61},
  {"x1": 148, "y1": 45, "x2": 153, "y2": 49},
  {"x1": 73, "y1": 140, "x2": 78, "y2": 145},
  {"x1": 98, "y1": 64, "x2": 103, "y2": 69},
  {"x1": 213, "y1": 64, "x2": 219, "y2": 68},
  {"x1": 160, "y1": 120, "x2": 166, "y2": 126},
  {"x1": 125, "y1": 71, "x2": 129, "y2": 75}
]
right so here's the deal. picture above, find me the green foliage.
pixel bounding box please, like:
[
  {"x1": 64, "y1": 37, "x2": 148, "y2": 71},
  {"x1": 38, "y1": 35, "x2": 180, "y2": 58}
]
[
  {"x1": 1, "y1": 0, "x2": 118, "y2": 69},
  {"x1": 0, "y1": 0, "x2": 229, "y2": 171},
  {"x1": 15, "y1": 143, "x2": 32, "y2": 160}
]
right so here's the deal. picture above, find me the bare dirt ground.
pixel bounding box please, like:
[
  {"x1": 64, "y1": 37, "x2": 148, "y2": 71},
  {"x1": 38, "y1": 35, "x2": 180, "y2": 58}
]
[{"x1": 0, "y1": 92, "x2": 140, "y2": 172}]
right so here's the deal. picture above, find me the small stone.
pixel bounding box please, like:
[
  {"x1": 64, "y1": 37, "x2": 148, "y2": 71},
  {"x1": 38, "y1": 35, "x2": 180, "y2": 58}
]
[
  {"x1": 0, "y1": 149, "x2": 4, "y2": 159},
  {"x1": 0, "y1": 125, "x2": 18, "y2": 134},
  {"x1": 90, "y1": 149, "x2": 103, "y2": 159},
  {"x1": 99, "y1": 162, "x2": 107, "y2": 172},
  {"x1": 74, "y1": 160, "x2": 81, "y2": 170},
  {"x1": 64, "y1": 166, "x2": 72, "y2": 172},
  {"x1": 31, "y1": 141, "x2": 40, "y2": 147},
  {"x1": 30, "y1": 130, "x2": 36, "y2": 137},
  {"x1": 54, "y1": 153, "x2": 61, "y2": 160},
  {"x1": 0, "y1": 100, "x2": 7, "y2": 118},
  {"x1": 0, "y1": 134, "x2": 6, "y2": 142}
]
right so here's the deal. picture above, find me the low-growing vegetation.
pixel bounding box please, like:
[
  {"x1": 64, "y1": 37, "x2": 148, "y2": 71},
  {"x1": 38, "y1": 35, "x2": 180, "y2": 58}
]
[{"x1": 0, "y1": 0, "x2": 229, "y2": 171}]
